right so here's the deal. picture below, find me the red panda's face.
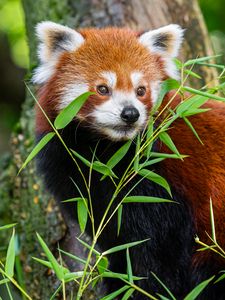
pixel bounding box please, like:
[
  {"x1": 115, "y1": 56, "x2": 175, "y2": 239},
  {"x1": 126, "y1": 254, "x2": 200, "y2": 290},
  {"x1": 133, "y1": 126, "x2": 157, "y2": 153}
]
[{"x1": 34, "y1": 22, "x2": 183, "y2": 140}]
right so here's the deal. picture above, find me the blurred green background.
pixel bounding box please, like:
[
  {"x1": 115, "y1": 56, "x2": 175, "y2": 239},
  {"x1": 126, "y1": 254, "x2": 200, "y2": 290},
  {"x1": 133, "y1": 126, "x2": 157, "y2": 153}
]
[{"x1": 0, "y1": 0, "x2": 224, "y2": 155}]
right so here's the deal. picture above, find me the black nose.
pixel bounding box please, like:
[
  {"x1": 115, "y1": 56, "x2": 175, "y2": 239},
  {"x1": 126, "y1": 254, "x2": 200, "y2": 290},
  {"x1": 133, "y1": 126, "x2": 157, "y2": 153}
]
[{"x1": 120, "y1": 106, "x2": 140, "y2": 124}]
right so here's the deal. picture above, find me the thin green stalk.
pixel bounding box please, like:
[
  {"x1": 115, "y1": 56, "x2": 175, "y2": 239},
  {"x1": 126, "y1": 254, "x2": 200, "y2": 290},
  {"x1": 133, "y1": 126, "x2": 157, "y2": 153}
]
[
  {"x1": 0, "y1": 268, "x2": 32, "y2": 300},
  {"x1": 5, "y1": 281, "x2": 13, "y2": 300}
]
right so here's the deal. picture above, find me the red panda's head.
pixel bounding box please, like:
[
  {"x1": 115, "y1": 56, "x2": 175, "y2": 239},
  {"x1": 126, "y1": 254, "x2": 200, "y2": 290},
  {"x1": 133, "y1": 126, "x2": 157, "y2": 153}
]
[{"x1": 34, "y1": 21, "x2": 183, "y2": 140}]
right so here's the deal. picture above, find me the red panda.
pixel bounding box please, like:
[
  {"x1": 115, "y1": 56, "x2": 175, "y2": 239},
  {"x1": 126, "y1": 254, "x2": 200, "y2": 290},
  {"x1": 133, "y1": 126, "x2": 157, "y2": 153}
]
[{"x1": 34, "y1": 21, "x2": 225, "y2": 299}]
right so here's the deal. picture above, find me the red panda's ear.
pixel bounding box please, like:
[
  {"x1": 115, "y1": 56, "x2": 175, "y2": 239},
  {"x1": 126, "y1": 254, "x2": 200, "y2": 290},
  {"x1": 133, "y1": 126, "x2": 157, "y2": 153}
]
[
  {"x1": 33, "y1": 21, "x2": 84, "y2": 84},
  {"x1": 139, "y1": 24, "x2": 184, "y2": 79}
]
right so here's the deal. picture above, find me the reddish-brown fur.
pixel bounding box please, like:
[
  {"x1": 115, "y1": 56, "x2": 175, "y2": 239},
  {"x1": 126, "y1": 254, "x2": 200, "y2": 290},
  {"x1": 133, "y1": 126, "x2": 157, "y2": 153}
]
[
  {"x1": 36, "y1": 27, "x2": 225, "y2": 271},
  {"x1": 36, "y1": 28, "x2": 166, "y2": 133}
]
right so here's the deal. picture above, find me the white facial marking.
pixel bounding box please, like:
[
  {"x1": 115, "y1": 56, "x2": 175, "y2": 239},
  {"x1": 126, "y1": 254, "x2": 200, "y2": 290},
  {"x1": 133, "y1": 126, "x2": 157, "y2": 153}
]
[
  {"x1": 100, "y1": 71, "x2": 117, "y2": 89},
  {"x1": 131, "y1": 72, "x2": 144, "y2": 87},
  {"x1": 91, "y1": 90, "x2": 147, "y2": 141},
  {"x1": 151, "y1": 81, "x2": 161, "y2": 104},
  {"x1": 58, "y1": 82, "x2": 89, "y2": 110},
  {"x1": 139, "y1": 24, "x2": 184, "y2": 57}
]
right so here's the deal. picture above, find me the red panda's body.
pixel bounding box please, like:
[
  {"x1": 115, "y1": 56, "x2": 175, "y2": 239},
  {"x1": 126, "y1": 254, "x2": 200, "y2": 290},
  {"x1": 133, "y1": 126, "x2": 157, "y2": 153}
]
[{"x1": 34, "y1": 22, "x2": 225, "y2": 299}]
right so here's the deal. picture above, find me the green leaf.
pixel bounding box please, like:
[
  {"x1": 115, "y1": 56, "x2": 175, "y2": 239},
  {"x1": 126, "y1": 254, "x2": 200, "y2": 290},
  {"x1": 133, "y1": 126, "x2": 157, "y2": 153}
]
[
  {"x1": 184, "y1": 276, "x2": 215, "y2": 300},
  {"x1": 117, "y1": 205, "x2": 123, "y2": 236},
  {"x1": 93, "y1": 161, "x2": 118, "y2": 178},
  {"x1": 58, "y1": 249, "x2": 86, "y2": 265},
  {"x1": 126, "y1": 249, "x2": 133, "y2": 283},
  {"x1": 134, "y1": 134, "x2": 141, "y2": 171},
  {"x1": 139, "y1": 158, "x2": 165, "y2": 169},
  {"x1": 197, "y1": 62, "x2": 225, "y2": 70},
  {"x1": 71, "y1": 149, "x2": 117, "y2": 178},
  {"x1": 123, "y1": 196, "x2": 174, "y2": 204},
  {"x1": 184, "y1": 55, "x2": 221, "y2": 67},
  {"x1": 176, "y1": 94, "x2": 209, "y2": 116},
  {"x1": 101, "y1": 285, "x2": 129, "y2": 300},
  {"x1": 103, "y1": 239, "x2": 149, "y2": 255},
  {"x1": 33, "y1": 257, "x2": 69, "y2": 274},
  {"x1": 64, "y1": 271, "x2": 86, "y2": 281},
  {"x1": 70, "y1": 149, "x2": 91, "y2": 167},
  {"x1": 145, "y1": 115, "x2": 154, "y2": 158},
  {"x1": 138, "y1": 169, "x2": 171, "y2": 196},
  {"x1": 19, "y1": 132, "x2": 55, "y2": 173},
  {"x1": 121, "y1": 288, "x2": 135, "y2": 300},
  {"x1": 62, "y1": 197, "x2": 86, "y2": 203},
  {"x1": 97, "y1": 256, "x2": 109, "y2": 275},
  {"x1": 215, "y1": 272, "x2": 225, "y2": 283},
  {"x1": 0, "y1": 278, "x2": 10, "y2": 285},
  {"x1": 209, "y1": 197, "x2": 216, "y2": 242},
  {"x1": 159, "y1": 131, "x2": 181, "y2": 157},
  {"x1": 77, "y1": 238, "x2": 100, "y2": 255},
  {"x1": 150, "y1": 152, "x2": 187, "y2": 159},
  {"x1": 182, "y1": 86, "x2": 225, "y2": 102},
  {"x1": 54, "y1": 92, "x2": 93, "y2": 129},
  {"x1": 102, "y1": 272, "x2": 145, "y2": 281},
  {"x1": 107, "y1": 140, "x2": 132, "y2": 169},
  {"x1": 102, "y1": 139, "x2": 132, "y2": 182},
  {"x1": 36, "y1": 233, "x2": 64, "y2": 280},
  {"x1": 77, "y1": 198, "x2": 88, "y2": 233},
  {"x1": 184, "y1": 69, "x2": 201, "y2": 79},
  {"x1": 0, "y1": 223, "x2": 17, "y2": 231},
  {"x1": 157, "y1": 294, "x2": 171, "y2": 300},
  {"x1": 154, "y1": 79, "x2": 180, "y2": 112},
  {"x1": 183, "y1": 117, "x2": 203, "y2": 145},
  {"x1": 151, "y1": 272, "x2": 176, "y2": 300},
  {"x1": 5, "y1": 229, "x2": 15, "y2": 277}
]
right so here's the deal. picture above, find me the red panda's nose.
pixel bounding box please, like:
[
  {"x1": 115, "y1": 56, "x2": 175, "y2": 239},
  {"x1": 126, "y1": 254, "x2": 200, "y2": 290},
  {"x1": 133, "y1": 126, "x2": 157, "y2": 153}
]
[{"x1": 121, "y1": 106, "x2": 140, "y2": 124}]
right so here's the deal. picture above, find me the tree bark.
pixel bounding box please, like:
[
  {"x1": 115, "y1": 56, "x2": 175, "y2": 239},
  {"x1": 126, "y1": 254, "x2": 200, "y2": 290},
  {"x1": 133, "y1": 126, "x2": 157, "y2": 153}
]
[{"x1": 0, "y1": 0, "x2": 217, "y2": 299}]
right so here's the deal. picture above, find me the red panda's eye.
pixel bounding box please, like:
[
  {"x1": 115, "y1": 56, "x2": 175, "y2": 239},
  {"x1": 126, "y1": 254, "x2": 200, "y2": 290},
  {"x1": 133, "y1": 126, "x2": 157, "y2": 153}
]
[
  {"x1": 97, "y1": 85, "x2": 110, "y2": 96},
  {"x1": 136, "y1": 86, "x2": 146, "y2": 97}
]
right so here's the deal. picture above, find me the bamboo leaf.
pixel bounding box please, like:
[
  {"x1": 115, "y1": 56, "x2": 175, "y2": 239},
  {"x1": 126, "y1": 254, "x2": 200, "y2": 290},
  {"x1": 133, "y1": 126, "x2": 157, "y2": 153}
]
[
  {"x1": 93, "y1": 161, "x2": 118, "y2": 178},
  {"x1": 58, "y1": 249, "x2": 87, "y2": 265},
  {"x1": 101, "y1": 285, "x2": 129, "y2": 300},
  {"x1": 182, "y1": 86, "x2": 225, "y2": 102},
  {"x1": 151, "y1": 272, "x2": 176, "y2": 300},
  {"x1": 103, "y1": 239, "x2": 149, "y2": 255},
  {"x1": 209, "y1": 197, "x2": 216, "y2": 242},
  {"x1": 184, "y1": 55, "x2": 221, "y2": 67},
  {"x1": 126, "y1": 249, "x2": 133, "y2": 283},
  {"x1": 183, "y1": 276, "x2": 215, "y2": 300},
  {"x1": 121, "y1": 288, "x2": 135, "y2": 300},
  {"x1": 0, "y1": 278, "x2": 10, "y2": 285},
  {"x1": 159, "y1": 131, "x2": 181, "y2": 157},
  {"x1": 97, "y1": 256, "x2": 109, "y2": 275},
  {"x1": 33, "y1": 257, "x2": 69, "y2": 274},
  {"x1": 138, "y1": 169, "x2": 171, "y2": 196},
  {"x1": 184, "y1": 69, "x2": 201, "y2": 79},
  {"x1": 5, "y1": 229, "x2": 15, "y2": 277},
  {"x1": 54, "y1": 92, "x2": 93, "y2": 129},
  {"x1": 117, "y1": 205, "x2": 123, "y2": 236},
  {"x1": 215, "y1": 272, "x2": 225, "y2": 283},
  {"x1": 183, "y1": 117, "x2": 203, "y2": 145},
  {"x1": 36, "y1": 233, "x2": 64, "y2": 280},
  {"x1": 107, "y1": 140, "x2": 132, "y2": 169},
  {"x1": 70, "y1": 149, "x2": 91, "y2": 167},
  {"x1": 0, "y1": 223, "x2": 17, "y2": 231},
  {"x1": 154, "y1": 79, "x2": 180, "y2": 112},
  {"x1": 77, "y1": 238, "x2": 100, "y2": 255},
  {"x1": 77, "y1": 198, "x2": 88, "y2": 233},
  {"x1": 19, "y1": 132, "x2": 55, "y2": 173},
  {"x1": 123, "y1": 196, "x2": 174, "y2": 204},
  {"x1": 62, "y1": 197, "x2": 86, "y2": 203},
  {"x1": 102, "y1": 272, "x2": 145, "y2": 281}
]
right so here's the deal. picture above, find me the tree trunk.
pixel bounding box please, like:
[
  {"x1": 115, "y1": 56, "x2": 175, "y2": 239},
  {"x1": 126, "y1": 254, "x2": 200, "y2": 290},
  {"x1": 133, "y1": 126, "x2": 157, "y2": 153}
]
[{"x1": 0, "y1": 0, "x2": 217, "y2": 299}]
